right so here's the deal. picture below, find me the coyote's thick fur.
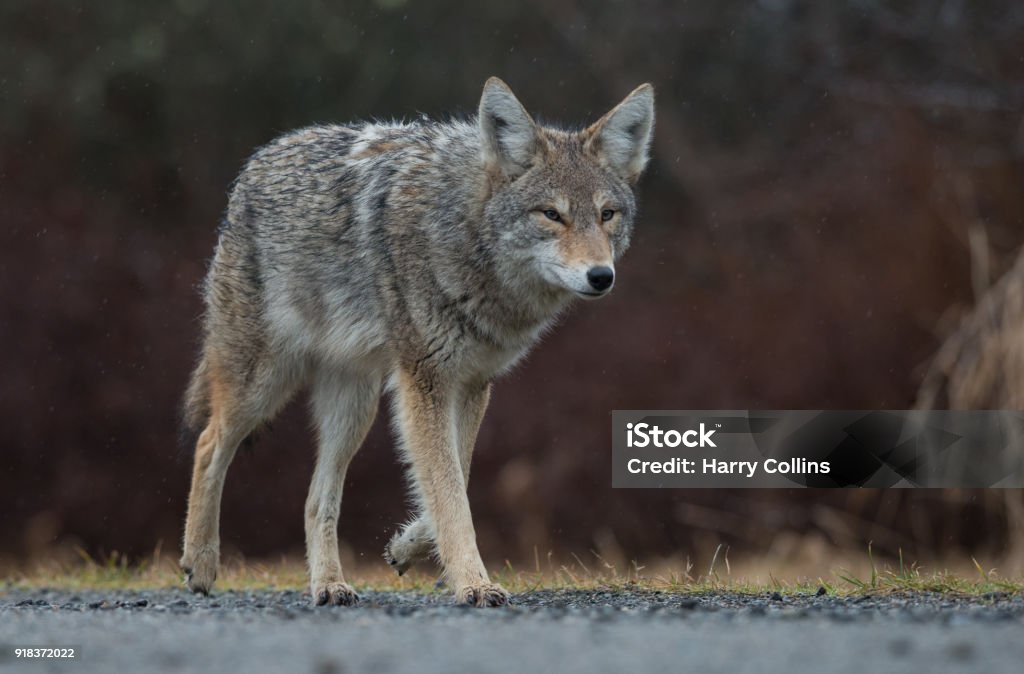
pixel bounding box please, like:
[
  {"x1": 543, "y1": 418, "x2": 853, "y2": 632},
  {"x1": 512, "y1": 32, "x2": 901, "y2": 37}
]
[{"x1": 180, "y1": 77, "x2": 655, "y2": 606}]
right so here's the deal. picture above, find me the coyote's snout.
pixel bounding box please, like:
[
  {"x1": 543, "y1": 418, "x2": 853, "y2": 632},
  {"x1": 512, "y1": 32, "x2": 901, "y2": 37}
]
[{"x1": 180, "y1": 76, "x2": 655, "y2": 606}]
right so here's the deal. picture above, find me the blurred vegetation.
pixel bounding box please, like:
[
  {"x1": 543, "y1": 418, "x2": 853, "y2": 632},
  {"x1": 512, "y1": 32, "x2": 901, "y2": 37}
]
[{"x1": 2, "y1": 1, "x2": 1024, "y2": 573}]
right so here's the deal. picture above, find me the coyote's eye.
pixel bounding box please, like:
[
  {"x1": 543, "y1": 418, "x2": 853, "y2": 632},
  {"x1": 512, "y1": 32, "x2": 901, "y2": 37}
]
[
  {"x1": 601, "y1": 209, "x2": 615, "y2": 222},
  {"x1": 542, "y1": 209, "x2": 562, "y2": 222}
]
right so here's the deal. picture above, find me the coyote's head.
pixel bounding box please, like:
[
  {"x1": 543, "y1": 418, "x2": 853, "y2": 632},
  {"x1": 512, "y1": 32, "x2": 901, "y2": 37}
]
[{"x1": 479, "y1": 77, "x2": 654, "y2": 300}]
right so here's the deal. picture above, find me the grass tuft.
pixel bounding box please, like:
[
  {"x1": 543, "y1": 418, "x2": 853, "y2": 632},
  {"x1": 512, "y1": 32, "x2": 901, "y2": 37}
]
[{"x1": 3, "y1": 546, "x2": 1022, "y2": 597}]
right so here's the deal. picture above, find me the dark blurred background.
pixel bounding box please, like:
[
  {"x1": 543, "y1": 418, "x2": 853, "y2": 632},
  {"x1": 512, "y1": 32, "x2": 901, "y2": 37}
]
[{"x1": 3, "y1": 0, "x2": 1024, "y2": 573}]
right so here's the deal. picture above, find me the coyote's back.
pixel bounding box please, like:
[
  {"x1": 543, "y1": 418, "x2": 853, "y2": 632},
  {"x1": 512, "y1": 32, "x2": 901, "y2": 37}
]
[
  {"x1": 180, "y1": 77, "x2": 655, "y2": 607},
  {"x1": 184, "y1": 119, "x2": 481, "y2": 432}
]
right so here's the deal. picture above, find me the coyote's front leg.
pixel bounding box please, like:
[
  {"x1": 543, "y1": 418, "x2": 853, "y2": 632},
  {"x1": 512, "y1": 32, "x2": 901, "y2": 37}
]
[
  {"x1": 385, "y1": 382, "x2": 490, "y2": 575},
  {"x1": 393, "y1": 368, "x2": 507, "y2": 606}
]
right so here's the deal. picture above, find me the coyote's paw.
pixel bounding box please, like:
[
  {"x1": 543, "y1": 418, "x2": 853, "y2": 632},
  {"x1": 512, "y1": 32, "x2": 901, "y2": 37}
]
[
  {"x1": 180, "y1": 547, "x2": 218, "y2": 595},
  {"x1": 455, "y1": 582, "x2": 510, "y2": 607},
  {"x1": 384, "y1": 527, "x2": 432, "y2": 576},
  {"x1": 312, "y1": 581, "x2": 359, "y2": 607}
]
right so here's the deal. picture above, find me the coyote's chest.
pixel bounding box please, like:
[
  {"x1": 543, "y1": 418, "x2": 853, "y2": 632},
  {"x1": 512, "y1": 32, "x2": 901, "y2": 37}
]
[
  {"x1": 453, "y1": 317, "x2": 553, "y2": 380},
  {"x1": 450, "y1": 340, "x2": 530, "y2": 382}
]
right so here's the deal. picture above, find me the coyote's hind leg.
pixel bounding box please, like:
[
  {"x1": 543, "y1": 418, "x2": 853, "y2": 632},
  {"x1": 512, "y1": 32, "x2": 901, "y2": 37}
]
[
  {"x1": 181, "y1": 355, "x2": 299, "y2": 595},
  {"x1": 180, "y1": 368, "x2": 262, "y2": 594},
  {"x1": 305, "y1": 369, "x2": 382, "y2": 606}
]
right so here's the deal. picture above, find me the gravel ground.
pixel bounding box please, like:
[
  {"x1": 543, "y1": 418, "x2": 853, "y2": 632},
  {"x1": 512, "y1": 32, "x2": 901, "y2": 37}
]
[{"x1": 2, "y1": 587, "x2": 1023, "y2": 673}]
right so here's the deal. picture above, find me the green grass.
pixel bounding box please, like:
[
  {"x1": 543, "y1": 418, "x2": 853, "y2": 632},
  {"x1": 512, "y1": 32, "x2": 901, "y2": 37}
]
[{"x1": 3, "y1": 546, "x2": 1022, "y2": 597}]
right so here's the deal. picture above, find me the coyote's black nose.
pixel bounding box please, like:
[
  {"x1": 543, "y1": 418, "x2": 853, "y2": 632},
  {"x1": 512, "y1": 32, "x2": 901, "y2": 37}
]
[{"x1": 586, "y1": 266, "x2": 615, "y2": 292}]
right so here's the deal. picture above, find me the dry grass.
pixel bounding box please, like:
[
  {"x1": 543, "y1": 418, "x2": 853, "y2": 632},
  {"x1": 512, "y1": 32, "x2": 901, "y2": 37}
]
[
  {"x1": 3, "y1": 545, "x2": 1021, "y2": 597},
  {"x1": 917, "y1": 246, "x2": 1024, "y2": 411}
]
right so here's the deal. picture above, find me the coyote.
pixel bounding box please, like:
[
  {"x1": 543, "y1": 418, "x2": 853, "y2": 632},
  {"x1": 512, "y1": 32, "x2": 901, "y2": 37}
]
[{"x1": 180, "y1": 77, "x2": 654, "y2": 606}]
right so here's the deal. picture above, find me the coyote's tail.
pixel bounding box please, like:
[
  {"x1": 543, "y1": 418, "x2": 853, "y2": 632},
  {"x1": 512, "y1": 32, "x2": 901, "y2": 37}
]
[{"x1": 179, "y1": 357, "x2": 211, "y2": 452}]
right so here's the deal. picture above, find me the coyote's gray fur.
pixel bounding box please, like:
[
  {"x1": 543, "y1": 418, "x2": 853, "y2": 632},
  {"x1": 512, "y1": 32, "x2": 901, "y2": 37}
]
[{"x1": 180, "y1": 77, "x2": 654, "y2": 606}]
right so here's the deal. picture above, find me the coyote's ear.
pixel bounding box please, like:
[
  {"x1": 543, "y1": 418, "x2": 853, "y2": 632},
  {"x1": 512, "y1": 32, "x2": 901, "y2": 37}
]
[
  {"x1": 479, "y1": 77, "x2": 539, "y2": 177},
  {"x1": 585, "y1": 84, "x2": 655, "y2": 184}
]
